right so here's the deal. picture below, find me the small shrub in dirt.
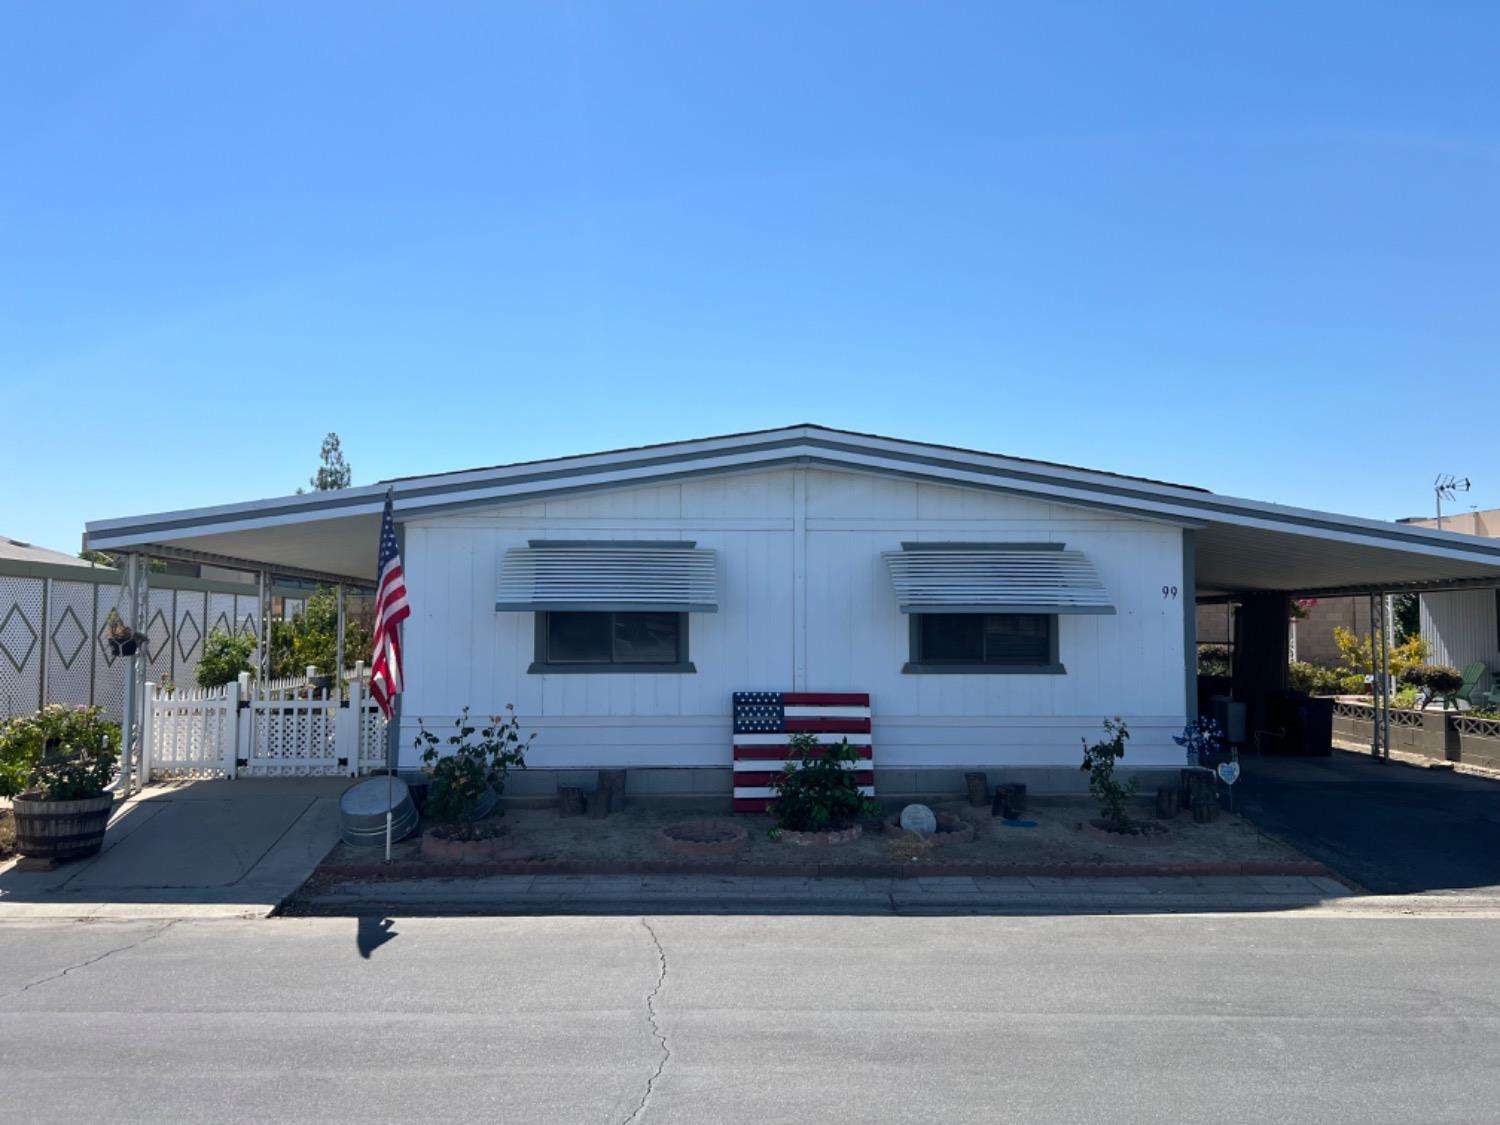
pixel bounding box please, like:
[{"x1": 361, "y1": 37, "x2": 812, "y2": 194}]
[
  {"x1": 414, "y1": 706, "x2": 534, "y2": 825},
  {"x1": 0, "y1": 810, "x2": 14, "y2": 860},
  {"x1": 769, "y1": 733, "x2": 880, "y2": 834},
  {"x1": 1080, "y1": 718, "x2": 1137, "y2": 835}
]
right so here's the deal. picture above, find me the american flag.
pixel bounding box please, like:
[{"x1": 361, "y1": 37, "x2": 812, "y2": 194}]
[
  {"x1": 731, "y1": 691, "x2": 874, "y2": 813},
  {"x1": 369, "y1": 490, "x2": 410, "y2": 720}
]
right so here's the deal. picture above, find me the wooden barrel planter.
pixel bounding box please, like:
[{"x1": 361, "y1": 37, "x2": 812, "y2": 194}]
[{"x1": 12, "y1": 793, "x2": 115, "y2": 862}]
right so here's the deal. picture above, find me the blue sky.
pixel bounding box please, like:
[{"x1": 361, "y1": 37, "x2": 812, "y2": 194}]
[{"x1": 3, "y1": 3, "x2": 1497, "y2": 553}]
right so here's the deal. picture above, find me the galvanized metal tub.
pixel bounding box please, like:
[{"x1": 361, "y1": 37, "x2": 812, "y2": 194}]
[{"x1": 339, "y1": 777, "x2": 419, "y2": 848}]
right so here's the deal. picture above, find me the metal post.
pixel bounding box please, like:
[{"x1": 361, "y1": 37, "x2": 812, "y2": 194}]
[
  {"x1": 335, "y1": 582, "x2": 345, "y2": 697},
  {"x1": 1381, "y1": 593, "x2": 1393, "y2": 761},
  {"x1": 135, "y1": 558, "x2": 150, "y2": 790},
  {"x1": 1368, "y1": 593, "x2": 1380, "y2": 759},
  {"x1": 118, "y1": 553, "x2": 139, "y2": 793},
  {"x1": 256, "y1": 569, "x2": 268, "y2": 681}
]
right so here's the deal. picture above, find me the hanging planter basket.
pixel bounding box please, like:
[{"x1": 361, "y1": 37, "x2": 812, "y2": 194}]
[{"x1": 105, "y1": 630, "x2": 147, "y2": 658}]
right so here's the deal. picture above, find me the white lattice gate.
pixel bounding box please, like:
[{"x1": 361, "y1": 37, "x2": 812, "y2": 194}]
[{"x1": 144, "y1": 671, "x2": 389, "y2": 780}]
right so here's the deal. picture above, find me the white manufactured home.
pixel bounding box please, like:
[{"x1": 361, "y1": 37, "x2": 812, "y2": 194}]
[{"x1": 84, "y1": 425, "x2": 1500, "y2": 798}]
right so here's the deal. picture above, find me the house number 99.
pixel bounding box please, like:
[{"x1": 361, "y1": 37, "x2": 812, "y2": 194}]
[{"x1": 1162, "y1": 585, "x2": 1179, "y2": 599}]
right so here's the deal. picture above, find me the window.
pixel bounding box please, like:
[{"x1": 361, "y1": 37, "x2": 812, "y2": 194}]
[
  {"x1": 904, "y1": 613, "x2": 1063, "y2": 674},
  {"x1": 530, "y1": 611, "x2": 694, "y2": 673}
]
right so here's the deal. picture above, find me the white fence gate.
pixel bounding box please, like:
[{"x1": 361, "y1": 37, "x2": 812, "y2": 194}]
[{"x1": 143, "y1": 670, "x2": 389, "y2": 780}]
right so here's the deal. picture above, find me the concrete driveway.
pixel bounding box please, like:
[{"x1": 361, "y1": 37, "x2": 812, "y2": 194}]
[
  {"x1": 0, "y1": 778, "x2": 347, "y2": 919},
  {"x1": 1237, "y1": 750, "x2": 1500, "y2": 894}
]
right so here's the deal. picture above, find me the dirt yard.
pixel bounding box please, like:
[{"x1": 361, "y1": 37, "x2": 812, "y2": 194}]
[{"x1": 318, "y1": 795, "x2": 1304, "y2": 871}]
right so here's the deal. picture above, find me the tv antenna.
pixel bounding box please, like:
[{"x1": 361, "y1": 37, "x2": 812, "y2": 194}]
[{"x1": 1434, "y1": 474, "x2": 1471, "y2": 531}]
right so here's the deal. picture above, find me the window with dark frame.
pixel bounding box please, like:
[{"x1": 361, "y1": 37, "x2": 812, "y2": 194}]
[
  {"x1": 532, "y1": 611, "x2": 690, "y2": 671},
  {"x1": 906, "y1": 612, "x2": 1060, "y2": 672}
]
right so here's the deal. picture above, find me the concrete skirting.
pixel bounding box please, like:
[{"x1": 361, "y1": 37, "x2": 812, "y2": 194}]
[{"x1": 497, "y1": 765, "x2": 1190, "y2": 809}]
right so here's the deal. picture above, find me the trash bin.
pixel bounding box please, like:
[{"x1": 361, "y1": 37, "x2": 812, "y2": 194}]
[{"x1": 1269, "y1": 691, "x2": 1333, "y2": 756}]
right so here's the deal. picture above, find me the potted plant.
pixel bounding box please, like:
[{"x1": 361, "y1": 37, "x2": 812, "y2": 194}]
[
  {"x1": 103, "y1": 609, "x2": 147, "y2": 658},
  {"x1": 0, "y1": 705, "x2": 120, "y2": 866},
  {"x1": 414, "y1": 706, "x2": 534, "y2": 862}
]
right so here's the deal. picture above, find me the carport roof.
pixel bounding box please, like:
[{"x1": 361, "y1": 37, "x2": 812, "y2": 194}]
[{"x1": 84, "y1": 424, "x2": 1500, "y2": 596}]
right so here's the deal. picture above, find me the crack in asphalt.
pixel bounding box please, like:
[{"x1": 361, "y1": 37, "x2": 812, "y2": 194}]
[
  {"x1": 620, "y1": 917, "x2": 670, "y2": 1125},
  {"x1": 10, "y1": 920, "x2": 178, "y2": 997}
]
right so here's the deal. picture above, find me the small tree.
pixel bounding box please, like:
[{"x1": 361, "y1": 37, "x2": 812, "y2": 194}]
[
  {"x1": 308, "y1": 432, "x2": 352, "y2": 492},
  {"x1": 1333, "y1": 627, "x2": 1429, "y2": 682},
  {"x1": 197, "y1": 629, "x2": 256, "y2": 689},
  {"x1": 268, "y1": 588, "x2": 372, "y2": 679},
  {"x1": 1080, "y1": 718, "x2": 1135, "y2": 834},
  {"x1": 768, "y1": 733, "x2": 880, "y2": 834},
  {"x1": 414, "y1": 706, "x2": 533, "y2": 831}
]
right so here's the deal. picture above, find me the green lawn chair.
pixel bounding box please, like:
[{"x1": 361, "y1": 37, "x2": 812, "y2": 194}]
[{"x1": 1443, "y1": 661, "x2": 1488, "y2": 711}]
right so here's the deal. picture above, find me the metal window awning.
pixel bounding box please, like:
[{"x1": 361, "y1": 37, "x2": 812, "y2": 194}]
[
  {"x1": 496, "y1": 542, "x2": 720, "y2": 612},
  {"x1": 882, "y1": 543, "x2": 1115, "y2": 615}
]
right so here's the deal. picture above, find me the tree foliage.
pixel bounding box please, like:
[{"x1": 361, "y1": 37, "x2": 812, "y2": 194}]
[
  {"x1": 269, "y1": 587, "x2": 372, "y2": 679},
  {"x1": 1332, "y1": 626, "x2": 1430, "y2": 682},
  {"x1": 308, "y1": 432, "x2": 352, "y2": 492},
  {"x1": 196, "y1": 629, "x2": 256, "y2": 689}
]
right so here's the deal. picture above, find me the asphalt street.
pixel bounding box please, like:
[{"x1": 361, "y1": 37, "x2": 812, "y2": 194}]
[{"x1": 3, "y1": 909, "x2": 1499, "y2": 1124}]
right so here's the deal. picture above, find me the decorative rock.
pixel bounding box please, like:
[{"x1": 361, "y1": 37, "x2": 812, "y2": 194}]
[
  {"x1": 883, "y1": 810, "x2": 976, "y2": 845},
  {"x1": 899, "y1": 803, "x2": 938, "y2": 835}
]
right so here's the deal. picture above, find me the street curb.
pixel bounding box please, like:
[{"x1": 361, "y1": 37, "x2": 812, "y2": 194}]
[{"x1": 312, "y1": 857, "x2": 1332, "y2": 882}]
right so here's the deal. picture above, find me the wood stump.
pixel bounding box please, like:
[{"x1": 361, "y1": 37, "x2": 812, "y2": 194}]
[
  {"x1": 586, "y1": 789, "x2": 612, "y2": 819},
  {"x1": 964, "y1": 772, "x2": 990, "y2": 808},
  {"x1": 1155, "y1": 785, "x2": 1180, "y2": 820},
  {"x1": 1192, "y1": 799, "x2": 1218, "y2": 824},
  {"x1": 558, "y1": 786, "x2": 585, "y2": 818},
  {"x1": 991, "y1": 782, "x2": 1028, "y2": 818},
  {"x1": 597, "y1": 769, "x2": 627, "y2": 811}
]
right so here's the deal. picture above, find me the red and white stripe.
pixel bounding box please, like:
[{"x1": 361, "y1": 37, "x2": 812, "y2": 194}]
[{"x1": 732, "y1": 692, "x2": 874, "y2": 813}]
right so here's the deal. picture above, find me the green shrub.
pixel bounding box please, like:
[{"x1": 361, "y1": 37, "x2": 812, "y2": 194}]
[
  {"x1": 0, "y1": 705, "x2": 120, "y2": 799},
  {"x1": 1400, "y1": 663, "x2": 1464, "y2": 695},
  {"x1": 1197, "y1": 644, "x2": 1232, "y2": 676},
  {"x1": 414, "y1": 706, "x2": 533, "y2": 826},
  {"x1": 1288, "y1": 662, "x2": 1345, "y2": 696},
  {"x1": 1080, "y1": 717, "x2": 1136, "y2": 834},
  {"x1": 196, "y1": 629, "x2": 257, "y2": 689},
  {"x1": 769, "y1": 733, "x2": 881, "y2": 833}
]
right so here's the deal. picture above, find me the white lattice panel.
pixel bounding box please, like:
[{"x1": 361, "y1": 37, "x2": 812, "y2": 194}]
[
  {"x1": 149, "y1": 685, "x2": 231, "y2": 779},
  {"x1": 174, "y1": 591, "x2": 207, "y2": 688},
  {"x1": 0, "y1": 576, "x2": 43, "y2": 719},
  {"x1": 245, "y1": 697, "x2": 340, "y2": 776},
  {"x1": 144, "y1": 588, "x2": 175, "y2": 685},
  {"x1": 207, "y1": 592, "x2": 237, "y2": 642},
  {"x1": 359, "y1": 704, "x2": 389, "y2": 770},
  {"x1": 45, "y1": 580, "x2": 96, "y2": 709}
]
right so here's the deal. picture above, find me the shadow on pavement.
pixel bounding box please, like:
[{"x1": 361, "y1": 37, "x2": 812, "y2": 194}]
[{"x1": 1236, "y1": 748, "x2": 1500, "y2": 895}]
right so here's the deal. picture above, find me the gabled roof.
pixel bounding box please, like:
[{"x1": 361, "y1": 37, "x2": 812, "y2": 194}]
[{"x1": 84, "y1": 424, "x2": 1500, "y2": 595}]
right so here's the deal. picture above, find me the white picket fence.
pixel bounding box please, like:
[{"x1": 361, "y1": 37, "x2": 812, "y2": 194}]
[{"x1": 142, "y1": 665, "x2": 389, "y2": 780}]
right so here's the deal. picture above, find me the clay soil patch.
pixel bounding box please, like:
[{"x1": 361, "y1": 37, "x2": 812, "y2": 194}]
[{"x1": 310, "y1": 796, "x2": 1305, "y2": 875}]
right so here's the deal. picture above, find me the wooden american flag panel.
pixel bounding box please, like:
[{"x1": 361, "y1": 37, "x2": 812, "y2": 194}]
[{"x1": 731, "y1": 691, "x2": 874, "y2": 813}]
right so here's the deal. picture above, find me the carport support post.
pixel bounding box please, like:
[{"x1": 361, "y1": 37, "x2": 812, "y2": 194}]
[
  {"x1": 117, "y1": 552, "x2": 140, "y2": 793},
  {"x1": 335, "y1": 582, "x2": 345, "y2": 694}
]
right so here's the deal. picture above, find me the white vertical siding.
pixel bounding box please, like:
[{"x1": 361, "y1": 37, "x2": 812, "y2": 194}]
[
  {"x1": 1420, "y1": 589, "x2": 1499, "y2": 696},
  {"x1": 400, "y1": 466, "x2": 1188, "y2": 770}
]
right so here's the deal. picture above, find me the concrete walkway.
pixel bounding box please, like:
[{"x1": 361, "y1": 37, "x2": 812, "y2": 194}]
[{"x1": 0, "y1": 778, "x2": 347, "y2": 920}]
